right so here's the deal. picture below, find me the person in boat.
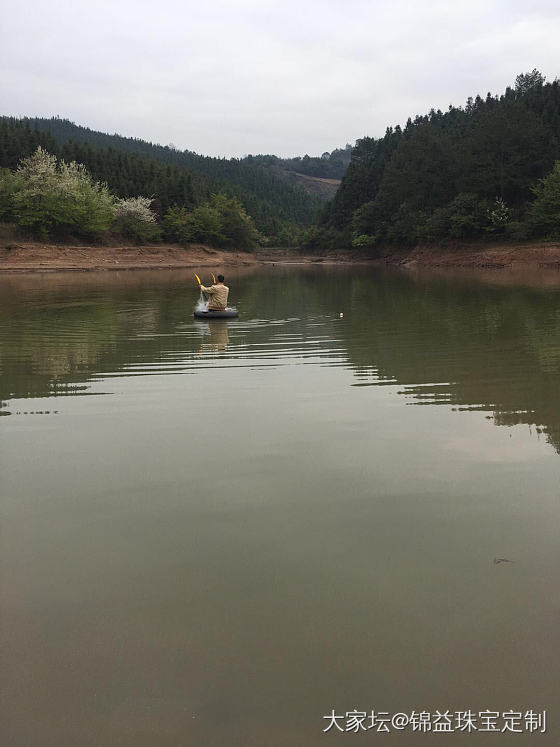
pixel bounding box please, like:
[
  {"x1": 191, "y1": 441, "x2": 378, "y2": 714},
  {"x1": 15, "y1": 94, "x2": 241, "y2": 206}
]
[{"x1": 200, "y1": 275, "x2": 229, "y2": 311}]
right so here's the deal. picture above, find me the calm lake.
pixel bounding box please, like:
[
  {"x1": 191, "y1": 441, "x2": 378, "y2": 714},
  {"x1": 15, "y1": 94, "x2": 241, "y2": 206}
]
[{"x1": 1, "y1": 266, "x2": 559, "y2": 746}]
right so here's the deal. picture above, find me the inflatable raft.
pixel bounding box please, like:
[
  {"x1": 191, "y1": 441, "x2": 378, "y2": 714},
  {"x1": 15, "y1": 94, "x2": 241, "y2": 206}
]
[{"x1": 194, "y1": 307, "x2": 239, "y2": 319}]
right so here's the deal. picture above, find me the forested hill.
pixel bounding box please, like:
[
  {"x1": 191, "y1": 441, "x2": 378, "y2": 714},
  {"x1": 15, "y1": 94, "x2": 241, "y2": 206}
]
[
  {"x1": 243, "y1": 147, "x2": 352, "y2": 180},
  {"x1": 0, "y1": 116, "x2": 324, "y2": 239},
  {"x1": 241, "y1": 149, "x2": 352, "y2": 200},
  {"x1": 313, "y1": 71, "x2": 560, "y2": 249}
]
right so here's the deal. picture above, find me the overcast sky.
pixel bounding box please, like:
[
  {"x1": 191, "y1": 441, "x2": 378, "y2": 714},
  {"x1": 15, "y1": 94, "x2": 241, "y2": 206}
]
[{"x1": 1, "y1": 0, "x2": 558, "y2": 158}]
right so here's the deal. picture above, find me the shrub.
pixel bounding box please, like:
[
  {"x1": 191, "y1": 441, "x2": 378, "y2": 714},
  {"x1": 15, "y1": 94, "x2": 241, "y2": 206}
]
[
  {"x1": 163, "y1": 194, "x2": 260, "y2": 250},
  {"x1": 113, "y1": 196, "x2": 160, "y2": 243},
  {"x1": 504, "y1": 221, "x2": 530, "y2": 241},
  {"x1": 189, "y1": 204, "x2": 226, "y2": 246},
  {"x1": 163, "y1": 205, "x2": 194, "y2": 243},
  {"x1": 0, "y1": 169, "x2": 20, "y2": 222},
  {"x1": 423, "y1": 193, "x2": 489, "y2": 241},
  {"x1": 385, "y1": 204, "x2": 426, "y2": 245},
  {"x1": 302, "y1": 225, "x2": 351, "y2": 252},
  {"x1": 352, "y1": 233, "x2": 377, "y2": 250},
  {"x1": 209, "y1": 193, "x2": 260, "y2": 251}
]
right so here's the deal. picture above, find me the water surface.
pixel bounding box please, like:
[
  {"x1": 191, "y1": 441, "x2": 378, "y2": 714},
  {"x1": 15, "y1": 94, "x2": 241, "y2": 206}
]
[{"x1": 1, "y1": 266, "x2": 559, "y2": 745}]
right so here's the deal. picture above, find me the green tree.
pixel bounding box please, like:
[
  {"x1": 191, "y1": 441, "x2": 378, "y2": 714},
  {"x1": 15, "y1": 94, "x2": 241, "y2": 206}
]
[
  {"x1": 208, "y1": 193, "x2": 260, "y2": 250},
  {"x1": 59, "y1": 160, "x2": 117, "y2": 238},
  {"x1": 423, "y1": 193, "x2": 489, "y2": 240},
  {"x1": 10, "y1": 147, "x2": 62, "y2": 236},
  {"x1": 515, "y1": 69, "x2": 545, "y2": 96},
  {"x1": 529, "y1": 161, "x2": 560, "y2": 238},
  {"x1": 163, "y1": 205, "x2": 194, "y2": 243},
  {"x1": 188, "y1": 204, "x2": 225, "y2": 246},
  {"x1": 0, "y1": 168, "x2": 21, "y2": 221}
]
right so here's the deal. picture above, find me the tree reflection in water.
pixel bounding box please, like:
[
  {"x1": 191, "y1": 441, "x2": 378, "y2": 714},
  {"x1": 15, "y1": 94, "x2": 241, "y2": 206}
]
[{"x1": 1, "y1": 266, "x2": 559, "y2": 453}]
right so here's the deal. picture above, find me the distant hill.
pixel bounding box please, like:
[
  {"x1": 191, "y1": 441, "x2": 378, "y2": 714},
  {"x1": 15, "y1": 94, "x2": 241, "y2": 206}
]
[
  {"x1": 241, "y1": 147, "x2": 351, "y2": 198},
  {"x1": 278, "y1": 171, "x2": 341, "y2": 199},
  {"x1": 0, "y1": 117, "x2": 327, "y2": 238}
]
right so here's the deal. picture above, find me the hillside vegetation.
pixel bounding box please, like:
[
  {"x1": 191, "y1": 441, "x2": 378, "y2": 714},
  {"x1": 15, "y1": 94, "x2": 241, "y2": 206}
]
[
  {"x1": 243, "y1": 146, "x2": 351, "y2": 180},
  {"x1": 0, "y1": 117, "x2": 327, "y2": 246},
  {"x1": 3, "y1": 71, "x2": 558, "y2": 256},
  {"x1": 0, "y1": 145, "x2": 264, "y2": 249},
  {"x1": 308, "y1": 71, "x2": 560, "y2": 251}
]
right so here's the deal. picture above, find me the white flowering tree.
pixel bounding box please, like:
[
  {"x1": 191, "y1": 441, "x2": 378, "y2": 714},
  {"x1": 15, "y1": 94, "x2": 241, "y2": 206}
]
[
  {"x1": 487, "y1": 197, "x2": 511, "y2": 231},
  {"x1": 113, "y1": 196, "x2": 160, "y2": 243},
  {"x1": 8, "y1": 147, "x2": 116, "y2": 238}
]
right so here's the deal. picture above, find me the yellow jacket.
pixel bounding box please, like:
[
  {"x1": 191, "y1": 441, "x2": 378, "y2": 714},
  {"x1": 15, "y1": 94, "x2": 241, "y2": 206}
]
[{"x1": 201, "y1": 283, "x2": 229, "y2": 309}]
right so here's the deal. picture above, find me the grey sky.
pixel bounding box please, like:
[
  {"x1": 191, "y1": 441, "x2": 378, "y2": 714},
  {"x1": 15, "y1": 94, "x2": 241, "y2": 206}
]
[{"x1": 1, "y1": 0, "x2": 558, "y2": 157}]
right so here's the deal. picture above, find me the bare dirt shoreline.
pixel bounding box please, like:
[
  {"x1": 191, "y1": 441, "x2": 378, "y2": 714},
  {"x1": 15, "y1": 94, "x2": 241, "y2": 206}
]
[
  {"x1": 1, "y1": 238, "x2": 560, "y2": 273},
  {"x1": 0, "y1": 242, "x2": 265, "y2": 273},
  {"x1": 388, "y1": 240, "x2": 560, "y2": 271}
]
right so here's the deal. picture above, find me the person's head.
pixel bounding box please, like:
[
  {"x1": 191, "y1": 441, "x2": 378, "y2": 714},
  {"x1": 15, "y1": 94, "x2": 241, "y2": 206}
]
[{"x1": 217, "y1": 274, "x2": 225, "y2": 283}]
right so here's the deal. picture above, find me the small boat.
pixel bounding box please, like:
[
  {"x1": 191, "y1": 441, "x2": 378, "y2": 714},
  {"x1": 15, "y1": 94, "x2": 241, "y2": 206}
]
[{"x1": 194, "y1": 307, "x2": 239, "y2": 319}]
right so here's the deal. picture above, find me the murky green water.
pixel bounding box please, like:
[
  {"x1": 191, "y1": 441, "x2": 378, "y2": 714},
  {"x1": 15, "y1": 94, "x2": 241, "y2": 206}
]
[{"x1": 1, "y1": 266, "x2": 559, "y2": 746}]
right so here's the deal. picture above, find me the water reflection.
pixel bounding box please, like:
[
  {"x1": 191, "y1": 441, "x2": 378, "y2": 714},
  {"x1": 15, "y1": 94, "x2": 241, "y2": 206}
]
[
  {"x1": 196, "y1": 320, "x2": 230, "y2": 353},
  {"x1": 2, "y1": 267, "x2": 560, "y2": 746},
  {"x1": 1, "y1": 267, "x2": 559, "y2": 453}
]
